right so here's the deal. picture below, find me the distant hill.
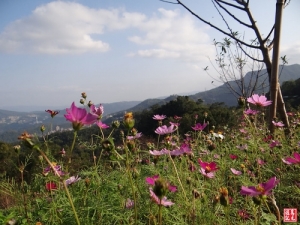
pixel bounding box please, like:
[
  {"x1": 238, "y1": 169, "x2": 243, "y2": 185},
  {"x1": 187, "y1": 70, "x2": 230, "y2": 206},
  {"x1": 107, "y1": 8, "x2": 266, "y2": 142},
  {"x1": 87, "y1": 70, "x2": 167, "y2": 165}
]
[
  {"x1": 0, "y1": 101, "x2": 141, "y2": 142},
  {"x1": 0, "y1": 64, "x2": 299, "y2": 143},
  {"x1": 190, "y1": 64, "x2": 300, "y2": 106}
]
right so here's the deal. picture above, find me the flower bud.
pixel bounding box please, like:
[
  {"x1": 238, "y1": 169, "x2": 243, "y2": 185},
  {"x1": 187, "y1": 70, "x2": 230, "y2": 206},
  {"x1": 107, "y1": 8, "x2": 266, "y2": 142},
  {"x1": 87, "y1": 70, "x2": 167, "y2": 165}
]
[
  {"x1": 219, "y1": 187, "x2": 229, "y2": 207},
  {"x1": 153, "y1": 178, "x2": 168, "y2": 199},
  {"x1": 112, "y1": 120, "x2": 120, "y2": 129},
  {"x1": 238, "y1": 96, "x2": 246, "y2": 106},
  {"x1": 80, "y1": 99, "x2": 85, "y2": 105},
  {"x1": 40, "y1": 125, "x2": 46, "y2": 132},
  {"x1": 81, "y1": 92, "x2": 87, "y2": 99},
  {"x1": 101, "y1": 138, "x2": 115, "y2": 151},
  {"x1": 88, "y1": 101, "x2": 93, "y2": 107},
  {"x1": 123, "y1": 112, "x2": 135, "y2": 130}
]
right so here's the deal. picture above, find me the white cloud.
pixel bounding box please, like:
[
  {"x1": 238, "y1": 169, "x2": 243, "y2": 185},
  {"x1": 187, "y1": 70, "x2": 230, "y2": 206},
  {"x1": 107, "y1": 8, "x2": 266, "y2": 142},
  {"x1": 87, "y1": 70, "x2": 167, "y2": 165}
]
[
  {"x1": 281, "y1": 41, "x2": 300, "y2": 64},
  {"x1": 0, "y1": 2, "x2": 145, "y2": 54},
  {"x1": 128, "y1": 8, "x2": 214, "y2": 64},
  {"x1": 0, "y1": 2, "x2": 214, "y2": 65}
]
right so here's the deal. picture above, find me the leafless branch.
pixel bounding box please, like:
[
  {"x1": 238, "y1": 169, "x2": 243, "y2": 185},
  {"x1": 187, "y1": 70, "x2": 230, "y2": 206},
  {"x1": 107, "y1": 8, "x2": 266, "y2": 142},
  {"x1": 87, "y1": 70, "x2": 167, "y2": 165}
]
[
  {"x1": 159, "y1": 0, "x2": 179, "y2": 4},
  {"x1": 174, "y1": 0, "x2": 260, "y2": 49},
  {"x1": 263, "y1": 25, "x2": 275, "y2": 43},
  {"x1": 214, "y1": 0, "x2": 252, "y2": 28},
  {"x1": 216, "y1": 0, "x2": 245, "y2": 10}
]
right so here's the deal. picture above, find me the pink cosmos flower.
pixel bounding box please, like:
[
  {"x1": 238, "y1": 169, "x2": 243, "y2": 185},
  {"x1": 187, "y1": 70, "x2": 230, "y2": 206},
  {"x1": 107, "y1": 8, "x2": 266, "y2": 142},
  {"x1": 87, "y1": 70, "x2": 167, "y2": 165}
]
[
  {"x1": 272, "y1": 121, "x2": 284, "y2": 127},
  {"x1": 169, "y1": 121, "x2": 180, "y2": 127},
  {"x1": 240, "y1": 177, "x2": 279, "y2": 197},
  {"x1": 65, "y1": 176, "x2": 81, "y2": 186},
  {"x1": 239, "y1": 129, "x2": 248, "y2": 134},
  {"x1": 198, "y1": 160, "x2": 218, "y2": 178},
  {"x1": 43, "y1": 164, "x2": 65, "y2": 176},
  {"x1": 282, "y1": 152, "x2": 300, "y2": 165},
  {"x1": 155, "y1": 124, "x2": 176, "y2": 135},
  {"x1": 149, "y1": 189, "x2": 174, "y2": 207},
  {"x1": 45, "y1": 109, "x2": 60, "y2": 118},
  {"x1": 96, "y1": 121, "x2": 109, "y2": 129},
  {"x1": 244, "y1": 109, "x2": 259, "y2": 115},
  {"x1": 247, "y1": 94, "x2": 272, "y2": 107},
  {"x1": 149, "y1": 144, "x2": 192, "y2": 156},
  {"x1": 64, "y1": 102, "x2": 98, "y2": 131},
  {"x1": 127, "y1": 132, "x2": 142, "y2": 140},
  {"x1": 145, "y1": 175, "x2": 177, "y2": 192},
  {"x1": 191, "y1": 123, "x2": 207, "y2": 131},
  {"x1": 125, "y1": 198, "x2": 134, "y2": 209},
  {"x1": 229, "y1": 154, "x2": 238, "y2": 160},
  {"x1": 269, "y1": 140, "x2": 281, "y2": 148},
  {"x1": 153, "y1": 115, "x2": 167, "y2": 120},
  {"x1": 90, "y1": 104, "x2": 104, "y2": 118},
  {"x1": 257, "y1": 158, "x2": 266, "y2": 166},
  {"x1": 230, "y1": 168, "x2": 242, "y2": 176}
]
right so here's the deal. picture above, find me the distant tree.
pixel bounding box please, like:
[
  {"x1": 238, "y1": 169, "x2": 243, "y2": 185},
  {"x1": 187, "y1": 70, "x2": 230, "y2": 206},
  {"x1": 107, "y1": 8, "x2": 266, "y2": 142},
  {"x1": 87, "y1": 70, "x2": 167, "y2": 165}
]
[{"x1": 160, "y1": 0, "x2": 291, "y2": 133}]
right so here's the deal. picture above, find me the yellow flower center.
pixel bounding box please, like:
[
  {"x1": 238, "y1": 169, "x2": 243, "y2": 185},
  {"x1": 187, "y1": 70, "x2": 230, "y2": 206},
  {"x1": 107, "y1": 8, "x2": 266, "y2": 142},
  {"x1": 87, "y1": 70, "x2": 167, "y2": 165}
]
[{"x1": 255, "y1": 184, "x2": 265, "y2": 193}]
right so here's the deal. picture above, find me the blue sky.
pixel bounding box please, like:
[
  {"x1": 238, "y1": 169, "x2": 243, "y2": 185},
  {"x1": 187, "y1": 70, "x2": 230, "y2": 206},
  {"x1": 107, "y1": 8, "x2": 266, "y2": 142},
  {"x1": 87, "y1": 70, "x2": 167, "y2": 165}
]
[{"x1": 0, "y1": 0, "x2": 299, "y2": 111}]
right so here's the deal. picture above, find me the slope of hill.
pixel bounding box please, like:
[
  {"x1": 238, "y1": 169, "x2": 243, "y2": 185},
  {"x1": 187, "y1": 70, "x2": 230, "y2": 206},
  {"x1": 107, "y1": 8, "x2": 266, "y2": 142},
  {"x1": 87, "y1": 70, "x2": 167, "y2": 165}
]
[{"x1": 190, "y1": 64, "x2": 300, "y2": 106}]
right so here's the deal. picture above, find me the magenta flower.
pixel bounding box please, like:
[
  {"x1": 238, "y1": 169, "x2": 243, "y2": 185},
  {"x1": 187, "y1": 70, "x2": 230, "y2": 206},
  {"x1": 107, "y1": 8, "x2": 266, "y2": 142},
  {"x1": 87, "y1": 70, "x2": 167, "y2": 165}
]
[
  {"x1": 45, "y1": 109, "x2": 60, "y2": 118},
  {"x1": 198, "y1": 160, "x2": 218, "y2": 178},
  {"x1": 64, "y1": 102, "x2": 98, "y2": 131},
  {"x1": 43, "y1": 164, "x2": 65, "y2": 176},
  {"x1": 282, "y1": 152, "x2": 300, "y2": 165},
  {"x1": 169, "y1": 121, "x2": 180, "y2": 127},
  {"x1": 125, "y1": 198, "x2": 134, "y2": 209},
  {"x1": 229, "y1": 154, "x2": 238, "y2": 160},
  {"x1": 247, "y1": 94, "x2": 272, "y2": 107},
  {"x1": 149, "y1": 144, "x2": 192, "y2": 156},
  {"x1": 65, "y1": 175, "x2": 81, "y2": 186},
  {"x1": 230, "y1": 168, "x2": 242, "y2": 176},
  {"x1": 96, "y1": 121, "x2": 109, "y2": 129},
  {"x1": 244, "y1": 109, "x2": 259, "y2": 115},
  {"x1": 272, "y1": 121, "x2": 284, "y2": 127},
  {"x1": 240, "y1": 177, "x2": 279, "y2": 197},
  {"x1": 90, "y1": 104, "x2": 104, "y2": 118},
  {"x1": 269, "y1": 140, "x2": 281, "y2": 148},
  {"x1": 127, "y1": 132, "x2": 142, "y2": 140},
  {"x1": 191, "y1": 123, "x2": 207, "y2": 131},
  {"x1": 149, "y1": 189, "x2": 174, "y2": 207},
  {"x1": 145, "y1": 175, "x2": 177, "y2": 192},
  {"x1": 155, "y1": 124, "x2": 176, "y2": 135},
  {"x1": 257, "y1": 158, "x2": 266, "y2": 166},
  {"x1": 153, "y1": 115, "x2": 167, "y2": 120}
]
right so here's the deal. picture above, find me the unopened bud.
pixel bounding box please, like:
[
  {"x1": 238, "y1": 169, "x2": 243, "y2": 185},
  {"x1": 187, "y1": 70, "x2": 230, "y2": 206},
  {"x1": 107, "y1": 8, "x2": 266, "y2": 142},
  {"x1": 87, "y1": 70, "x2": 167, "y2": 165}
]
[
  {"x1": 88, "y1": 101, "x2": 93, "y2": 107},
  {"x1": 81, "y1": 92, "x2": 87, "y2": 99},
  {"x1": 40, "y1": 125, "x2": 46, "y2": 132}
]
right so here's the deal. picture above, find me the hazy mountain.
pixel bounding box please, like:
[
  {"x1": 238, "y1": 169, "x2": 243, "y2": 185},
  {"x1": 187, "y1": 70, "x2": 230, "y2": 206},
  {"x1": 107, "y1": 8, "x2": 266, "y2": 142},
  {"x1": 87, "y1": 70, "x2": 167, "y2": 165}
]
[
  {"x1": 190, "y1": 64, "x2": 300, "y2": 106},
  {"x1": 0, "y1": 64, "x2": 299, "y2": 143}
]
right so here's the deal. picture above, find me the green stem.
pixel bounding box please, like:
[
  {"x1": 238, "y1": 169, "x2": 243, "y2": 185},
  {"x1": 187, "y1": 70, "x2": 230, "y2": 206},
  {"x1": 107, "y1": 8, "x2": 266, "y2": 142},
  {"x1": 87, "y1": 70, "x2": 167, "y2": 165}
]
[
  {"x1": 168, "y1": 153, "x2": 187, "y2": 201},
  {"x1": 69, "y1": 131, "x2": 78, "y2": 163},
  {"x1": 158, "y1": 202, "x2": 162, "y2": 225},
  {"x1": 37, "y1": 148, "x2": 80, "y2": 225},
  {"x1": 124, "y1": 143, "x2": 138, "y2": 224}
]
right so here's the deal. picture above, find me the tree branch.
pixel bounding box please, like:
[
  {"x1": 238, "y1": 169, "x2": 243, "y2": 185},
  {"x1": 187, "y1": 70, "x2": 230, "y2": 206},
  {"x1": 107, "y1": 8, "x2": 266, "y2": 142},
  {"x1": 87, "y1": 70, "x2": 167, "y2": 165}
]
[
  {"x1": 159, "y1": 0, "x2": 179, "y2": 4},
  {"x1": 263, "y1": 25, "x2": 275, "y2": 43},
  {"x1": 175, "y1": 0, "x2": 260, "y2": 49},
  {"x1": 214, "y1": 0, "x2": 252, "y2": 28},
  {"x1": 216, "y1": 0, "x2": 245, "y2": 10}
]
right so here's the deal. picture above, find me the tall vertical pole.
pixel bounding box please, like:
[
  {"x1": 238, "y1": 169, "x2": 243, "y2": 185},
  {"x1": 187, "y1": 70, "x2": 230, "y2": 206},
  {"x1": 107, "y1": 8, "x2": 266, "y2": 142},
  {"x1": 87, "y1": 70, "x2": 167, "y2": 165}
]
[{"x1": 269, "y1": 0, "x2": 285, "y2": 133}]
